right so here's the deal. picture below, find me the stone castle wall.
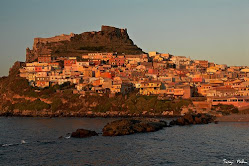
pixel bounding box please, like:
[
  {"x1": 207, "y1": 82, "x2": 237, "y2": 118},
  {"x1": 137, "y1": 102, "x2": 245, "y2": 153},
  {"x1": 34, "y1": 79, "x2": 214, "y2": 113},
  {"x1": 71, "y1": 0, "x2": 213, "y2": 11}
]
[
  {"x1": 33, "y1": 33, "x2": 74, "y2": 46},
  {"x1": 101, "y1": 25, "x2": 127, "y2": 32}
]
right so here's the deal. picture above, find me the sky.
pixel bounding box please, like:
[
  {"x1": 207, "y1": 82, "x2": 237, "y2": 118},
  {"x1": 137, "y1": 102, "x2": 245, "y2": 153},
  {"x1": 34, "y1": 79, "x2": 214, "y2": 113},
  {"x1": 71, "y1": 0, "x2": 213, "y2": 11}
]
[{"x1": 0, "y1": 0, "x2": 248, "y2": 76}]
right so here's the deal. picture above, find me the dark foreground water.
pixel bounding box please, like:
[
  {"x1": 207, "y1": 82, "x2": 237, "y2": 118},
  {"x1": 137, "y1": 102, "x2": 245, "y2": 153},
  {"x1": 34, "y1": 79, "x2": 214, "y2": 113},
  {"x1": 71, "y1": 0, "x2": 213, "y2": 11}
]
[{"x1": 0, "y1": 117, "x2": 249, "y2": 166}]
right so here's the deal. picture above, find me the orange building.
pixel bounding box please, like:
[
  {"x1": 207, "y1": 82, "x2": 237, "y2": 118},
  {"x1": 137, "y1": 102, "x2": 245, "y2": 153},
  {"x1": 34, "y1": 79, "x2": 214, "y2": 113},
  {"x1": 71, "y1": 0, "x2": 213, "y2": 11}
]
[
  {"x1": 64, "y1": 59, "x2": 77, "y2": 66},
  {"x1": 195, "y1": 60, "x2": 209, "y2": 68},
  {"x1": 100, "y1": 72, "x2": 112, "y2": 79}
]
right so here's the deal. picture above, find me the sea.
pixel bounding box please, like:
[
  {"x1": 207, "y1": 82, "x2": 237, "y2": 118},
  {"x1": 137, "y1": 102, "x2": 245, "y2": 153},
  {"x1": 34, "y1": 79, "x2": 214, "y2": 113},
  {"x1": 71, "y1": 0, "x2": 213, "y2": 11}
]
[{"x1": 0, "y1": 117, "x2": 249, "y2": 166}]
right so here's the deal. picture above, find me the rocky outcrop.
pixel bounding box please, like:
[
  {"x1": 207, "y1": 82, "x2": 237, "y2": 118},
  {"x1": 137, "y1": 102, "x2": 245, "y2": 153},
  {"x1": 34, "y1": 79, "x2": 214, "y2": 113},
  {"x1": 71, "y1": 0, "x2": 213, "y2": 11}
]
[
  {"x1": 26, "y1": 25, "x2": 144, "y2": 62},
  {"x1": 9, "y1": 61, "x2": 25, "y2": 77},
  {"x1": 169, "y1": 113, "x2": 214, "y2": 126},
  {"x1": 71, "y1": 129, "x2": 98, "y2": 138},
  {"x1": 102, "y1": 118, "x2": 167, "y2": 136}
]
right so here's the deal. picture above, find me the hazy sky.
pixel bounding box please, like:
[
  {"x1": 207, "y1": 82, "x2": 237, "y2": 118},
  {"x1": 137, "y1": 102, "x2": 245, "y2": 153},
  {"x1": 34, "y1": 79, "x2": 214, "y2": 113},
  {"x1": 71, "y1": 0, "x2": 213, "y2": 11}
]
[{"x1": 0, "y1": 0, "x2": 248, "y2": 76}]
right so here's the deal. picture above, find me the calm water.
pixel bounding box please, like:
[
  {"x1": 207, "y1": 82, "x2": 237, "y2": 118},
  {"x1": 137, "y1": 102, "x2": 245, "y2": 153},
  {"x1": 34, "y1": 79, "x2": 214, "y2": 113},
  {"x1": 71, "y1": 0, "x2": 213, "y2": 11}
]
[{"x1": 0, "y1": 117, "x2": 249, "y2": 166}]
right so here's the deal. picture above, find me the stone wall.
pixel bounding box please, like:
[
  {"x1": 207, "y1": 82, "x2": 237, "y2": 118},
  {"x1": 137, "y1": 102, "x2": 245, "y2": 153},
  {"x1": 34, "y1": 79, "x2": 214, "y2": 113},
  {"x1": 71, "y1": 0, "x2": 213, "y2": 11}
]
[{"x1": 33, "y1": 33, "x2": 74, "y2": 46}]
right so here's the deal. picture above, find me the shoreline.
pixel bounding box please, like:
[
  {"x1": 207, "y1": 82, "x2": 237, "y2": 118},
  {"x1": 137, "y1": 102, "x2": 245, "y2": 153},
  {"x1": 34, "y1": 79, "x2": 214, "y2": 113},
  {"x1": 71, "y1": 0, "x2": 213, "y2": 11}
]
[
  {"x1": 2, "y1": 110, "x2": 249, "y2": 122},
  {"x1": 216, "y1": 114, "x2": 249, "y2": 122},
  {"x1": 0, "y1": 111, "x2": 180, "y2": 118},
  {"x1": 0, "y1": 115, "x2": 179, "y2": 119}
]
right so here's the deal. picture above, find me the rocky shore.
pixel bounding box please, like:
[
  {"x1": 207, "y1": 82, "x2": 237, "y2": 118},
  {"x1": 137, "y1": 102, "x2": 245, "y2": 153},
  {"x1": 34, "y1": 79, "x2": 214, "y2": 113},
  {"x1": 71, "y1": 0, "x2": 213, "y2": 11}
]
[
  {"x1": 0, "y1": 109, "x2": 179, "y2": 118},
  {"x1": 215, "y1": 114, "x2": 249, "y2": 122},
  {"x1": 68, "y1": 114, "x2": 215, "y2": 138},
  {"x1": 169, "y1": 113, "x2": 215, "y2": 126}
]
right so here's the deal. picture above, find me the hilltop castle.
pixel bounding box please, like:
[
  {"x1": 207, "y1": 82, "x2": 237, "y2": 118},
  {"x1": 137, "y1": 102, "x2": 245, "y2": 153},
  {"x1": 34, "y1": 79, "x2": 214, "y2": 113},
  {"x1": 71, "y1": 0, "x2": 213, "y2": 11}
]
[{"x1": 26, "y1": 25, "x2": 143, "y2": 62}]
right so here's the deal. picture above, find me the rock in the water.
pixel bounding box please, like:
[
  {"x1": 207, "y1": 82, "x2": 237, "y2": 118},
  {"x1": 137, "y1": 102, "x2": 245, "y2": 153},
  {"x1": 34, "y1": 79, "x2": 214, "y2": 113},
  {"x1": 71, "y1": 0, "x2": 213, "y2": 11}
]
[
  {"x1": 102, "y1": 118, "x2": 167, "y2": 136},
  {"x1": 71, "y1": 129, "x2": 98, "y2": 138},
  {"x1": 170, "y1": 114, "x2": 214, "y2": 126}
]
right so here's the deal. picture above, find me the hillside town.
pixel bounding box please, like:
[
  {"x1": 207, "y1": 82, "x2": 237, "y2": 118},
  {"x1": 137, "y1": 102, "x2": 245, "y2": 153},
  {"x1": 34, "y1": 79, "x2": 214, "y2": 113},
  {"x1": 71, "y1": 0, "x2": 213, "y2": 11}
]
[{"x1": 19, "y1": 51, "x2": 249, "y2": 113}]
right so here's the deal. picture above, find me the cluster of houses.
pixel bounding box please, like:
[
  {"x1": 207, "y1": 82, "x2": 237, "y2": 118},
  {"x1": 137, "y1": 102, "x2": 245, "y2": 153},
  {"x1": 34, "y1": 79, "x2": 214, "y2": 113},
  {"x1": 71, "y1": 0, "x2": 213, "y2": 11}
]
[{"x1": 19, "y1": 51, "x2": 249, "y2": 111}]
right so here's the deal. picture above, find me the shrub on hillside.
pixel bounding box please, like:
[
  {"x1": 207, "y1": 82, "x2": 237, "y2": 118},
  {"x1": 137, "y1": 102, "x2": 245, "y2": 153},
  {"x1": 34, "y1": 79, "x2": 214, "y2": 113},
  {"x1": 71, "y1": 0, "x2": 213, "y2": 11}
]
[
  {"x1": 51, "y1": 98, "x2": 63, "y2": 112},
  {"x1": 8, "y1": 78, "x2": 38, "y2": 97},
  {"x1": 212, "y1": 104, "x2": 239, "y2": 115},
  {"x1": 14, "y1": 99, "x2": 50, "y2": 111}
]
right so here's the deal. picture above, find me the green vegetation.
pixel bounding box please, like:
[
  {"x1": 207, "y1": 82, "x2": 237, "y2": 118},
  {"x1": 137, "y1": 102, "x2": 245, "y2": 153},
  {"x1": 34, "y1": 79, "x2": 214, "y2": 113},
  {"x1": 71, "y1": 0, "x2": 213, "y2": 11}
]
[
  {"x1": 212, "y1": 104, "x2": 239, "y2": 115},
  {"x1": 92, "y1": 92, "x2": 193, "y2": 114},
  {"x1": 94, "y1": 101, "x2": 112, "y2": 113},
  {"x1": 53, "y1": 82, "x2": 73, "y2": 90},
  {"x1": 14, "y1": 99, "x2": 50, "y2": 111},
  {"x1": 125, "y1": 93, "x2": 192, "y2": 114},
  {"x1": 62, "y1": 89, "x2": 80, "y2": 101},
  {"x1": 39, "y1": 86, "x2": 56, "y2": 98},
  {"x1": 2, "y1": 101, "x2": 15, "y2": 111},
  {"x1": 8, "y1": 78, "x2": 39, "y2": 98},
  {"x1": 51, "y1": 98, "x2": 63, "y2": 112}
]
